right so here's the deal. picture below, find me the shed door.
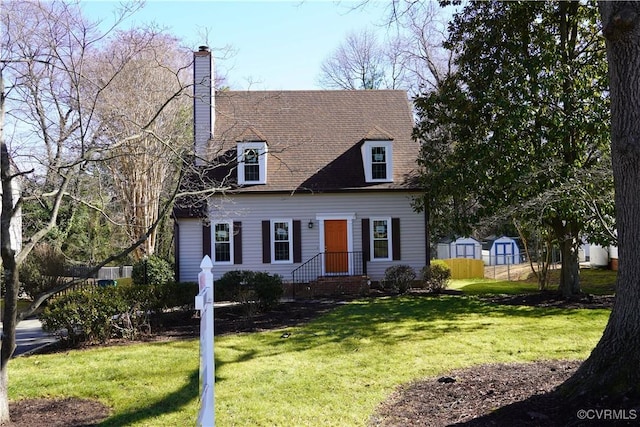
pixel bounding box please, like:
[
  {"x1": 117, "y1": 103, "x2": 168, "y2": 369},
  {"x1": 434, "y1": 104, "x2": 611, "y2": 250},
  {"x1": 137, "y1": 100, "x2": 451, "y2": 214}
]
[
  {"x1": 324, "y1": 220, "x2": 348, "y2": 274},
  {"x1": 456, "y1": 243, "x2": 475, "y2": 259},
  {"x1": 495, "y1": 242, "x2": 513, "y2": 265}
]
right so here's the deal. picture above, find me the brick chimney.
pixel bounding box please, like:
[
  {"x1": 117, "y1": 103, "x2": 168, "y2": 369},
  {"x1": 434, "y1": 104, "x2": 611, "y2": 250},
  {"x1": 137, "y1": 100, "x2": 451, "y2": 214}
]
[{"x1": 193, "y1": 45, "x2": 214, "y2": 164}]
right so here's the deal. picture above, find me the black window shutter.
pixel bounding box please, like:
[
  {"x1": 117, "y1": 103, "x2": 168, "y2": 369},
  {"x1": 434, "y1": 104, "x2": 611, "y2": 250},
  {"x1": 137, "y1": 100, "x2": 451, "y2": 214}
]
[
  {"x1": 293, "y1": 220, "x2": 302, "y2": 263},
  {"x1": 392, "y1": 218, "x2": 401, "y2": 260},
  {"x1": 262, "y1": 220, "x2": 271, "y2": 263},
  {"x1": 233, "y1": 222, "x2": 242, "y2": 264},
  {"x1": 362, "y1": 218, "x2": 370, "y2": 261},
  {"x1": 202, "y1": 223, "x2": 212, "y2": 258}
]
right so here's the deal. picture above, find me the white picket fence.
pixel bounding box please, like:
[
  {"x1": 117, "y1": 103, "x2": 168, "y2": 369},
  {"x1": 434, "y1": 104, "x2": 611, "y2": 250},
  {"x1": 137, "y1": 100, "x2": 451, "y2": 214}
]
[{"x1": 195, "y1": 256, "x2": 215, "y2": 426}]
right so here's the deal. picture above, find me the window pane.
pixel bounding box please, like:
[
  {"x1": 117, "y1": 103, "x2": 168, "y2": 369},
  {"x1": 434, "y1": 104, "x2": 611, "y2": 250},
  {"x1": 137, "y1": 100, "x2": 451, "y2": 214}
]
[
  {"x1": 273, "y1": 222, "x2": 291, "y2": 261},
  {"x1": 245, "y1": 164, "x2": 260, "y2": 181},
  {"x1": 243, "y1": 149, "x2": 260, "y2": 181},
  {"x1": 214, "y1": 223, "x2": 230, "y2": 262},
  {"x1": 371, "y1": 147, "x2": 387, "y2": 180},
  {"x1": 373, "y1": 240, "x2": 389, "y2": 258},
  {"x1": 215, "y1": 223, "x2": 230, "y2": 242},
  {"x1": 372, "y1": 220, "x2": 389, "y2": 259},
  {"x1": 274, "y1": 242, "x2": 290, "y2": 261},
  {"x1": 215, "y1": 243, "x2": 231, "y2": 262},
  {"x1": 372, "y1": 146, "x2": 386, "y2": 162},
  {"x1": 274, "y1": 222, "x2": 289, "y2": 241},
  {"x1": 372, "y1": 164, "x2": 386, "y2": 180},
  {"x1": 373, "y1": 221, "x2": 387, "y2": 238},
  {"x1": 244, "y1": 149, "x2": 259, "y2": 164}
]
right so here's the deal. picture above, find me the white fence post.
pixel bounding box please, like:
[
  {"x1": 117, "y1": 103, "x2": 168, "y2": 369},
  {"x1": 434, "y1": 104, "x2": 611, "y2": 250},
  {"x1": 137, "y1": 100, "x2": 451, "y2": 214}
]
[{"x1": 196, "y1": 256, "x2": 215, "y2": 426}]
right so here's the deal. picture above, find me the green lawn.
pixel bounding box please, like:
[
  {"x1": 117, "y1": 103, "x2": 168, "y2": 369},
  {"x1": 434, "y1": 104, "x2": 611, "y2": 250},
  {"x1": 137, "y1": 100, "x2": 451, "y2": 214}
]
[
  {"x1": 450, "y1": 268, "x2": 617, "y2": 295},
  {"x1": 9, "y1": 289, "x2": 611, "y2": 426}
]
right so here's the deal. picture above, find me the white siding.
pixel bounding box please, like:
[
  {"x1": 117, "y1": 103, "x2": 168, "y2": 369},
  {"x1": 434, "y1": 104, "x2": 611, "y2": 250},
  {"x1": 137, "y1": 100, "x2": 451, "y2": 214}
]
[
  {"x1": 177, "y1": 218, "x2": 204, "y2": 282},
  {"x1": 192, "y1": 191, "x2": 426, "y2": 282}
]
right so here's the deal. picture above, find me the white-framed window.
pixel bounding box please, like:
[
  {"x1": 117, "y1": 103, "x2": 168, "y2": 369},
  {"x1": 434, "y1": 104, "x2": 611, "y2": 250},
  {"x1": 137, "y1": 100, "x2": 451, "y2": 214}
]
[
  {"x1": 362, "y1": 140, "x2": 393, "y2": 183},
  {"x1": 271, "y1": 219, "x2": 293, "y2": 263},
  {"x1": 237, "y1": 142, "x2": 267, "y2": 185},
  {"x1": 213, "y1": 221, "x2": 233, "y2": 264},
  {"x1": 371, "y1": 217, "x2": 392, "y2": 260}
]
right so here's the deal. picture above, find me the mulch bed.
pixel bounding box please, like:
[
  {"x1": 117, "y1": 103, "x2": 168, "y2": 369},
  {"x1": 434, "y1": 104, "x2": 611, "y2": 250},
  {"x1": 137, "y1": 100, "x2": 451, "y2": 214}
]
[
  {"x1": 479, "y1": 291, "x2": 615, "y2": 310},
  {"x1": 8, "y1": 398, "x2": 110, "y2": 427},
  {"x1": 9, "y1": 293, "x2": 630, "y2": 426},
  {"x1": 371, "y1": 360, "x2": 581, "y2": 426},
  {"x1": 371, "y1": 360, "x2": 636, "y2": 426}
]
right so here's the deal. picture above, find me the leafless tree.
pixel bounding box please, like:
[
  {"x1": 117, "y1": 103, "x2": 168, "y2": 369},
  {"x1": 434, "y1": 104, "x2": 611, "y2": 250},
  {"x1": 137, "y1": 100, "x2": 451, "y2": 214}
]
[
  {"x1": 90, "y1": 31, "x2": 192, "y2": 260},
  {"x1": 319, "y1": 1, "x2": 454, "y2": 95},
  {"x1": 391, "y1": 1, "x2": 454, "y2": 92},
  {"x1": 318, "y1": 28, "x2": 387, "y2": 90},
  {"x1": 0, "y1": 1, "x2": 225, "y2": 422}
]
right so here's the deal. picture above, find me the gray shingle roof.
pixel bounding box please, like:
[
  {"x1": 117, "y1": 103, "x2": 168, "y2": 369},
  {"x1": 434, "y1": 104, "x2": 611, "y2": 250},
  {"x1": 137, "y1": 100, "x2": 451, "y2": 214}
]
[{"x1": 206, "y1": 89, "x2": 420, "y2": 193}]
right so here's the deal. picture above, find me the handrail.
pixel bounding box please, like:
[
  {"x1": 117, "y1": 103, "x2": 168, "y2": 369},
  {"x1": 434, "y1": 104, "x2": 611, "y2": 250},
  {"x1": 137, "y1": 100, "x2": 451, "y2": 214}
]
[
  {"x1": 291, "y1": 253, "x2": 323, "y2": 284},
  {"x1": 291, "y1": 251, "x2": 365, "y2": 284}
]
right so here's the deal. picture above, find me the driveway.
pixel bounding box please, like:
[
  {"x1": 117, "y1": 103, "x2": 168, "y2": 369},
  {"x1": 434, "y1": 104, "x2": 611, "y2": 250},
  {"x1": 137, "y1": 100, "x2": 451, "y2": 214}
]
[{"x1": 1, "y1": 318, "x2": 58, "y2": 357}]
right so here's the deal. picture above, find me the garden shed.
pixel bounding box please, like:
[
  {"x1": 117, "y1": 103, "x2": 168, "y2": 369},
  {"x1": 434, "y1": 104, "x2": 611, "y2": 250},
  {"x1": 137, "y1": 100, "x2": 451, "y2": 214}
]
[
  {"x1": 482, "y1": 236, "x2": 521, "y2": 266},
  {"x1": 589, "y1": 243, "x2": 619, "y2": 270},
  {"x1": 436, "y1": 237, "x2": 482, "y2": 260}
]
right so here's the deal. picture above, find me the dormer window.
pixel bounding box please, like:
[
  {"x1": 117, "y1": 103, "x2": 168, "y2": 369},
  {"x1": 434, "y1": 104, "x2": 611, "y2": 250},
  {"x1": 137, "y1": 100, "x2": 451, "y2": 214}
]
[
  {"x1": 237, "y1": 142, "x2": 267, "y2": 185},
  {"x1": 362, "y1": 140, "x2": 393, "y2": 183}
]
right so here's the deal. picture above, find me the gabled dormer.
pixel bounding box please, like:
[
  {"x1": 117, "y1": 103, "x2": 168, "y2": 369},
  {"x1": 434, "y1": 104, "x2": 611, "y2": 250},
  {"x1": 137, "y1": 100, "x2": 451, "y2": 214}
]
[
  {"x1": 236, "y1": 127, "x2": 268, "y2": 185},
  {"x1": 361, "y1": 126, "x2": 394, "y2": 183}
]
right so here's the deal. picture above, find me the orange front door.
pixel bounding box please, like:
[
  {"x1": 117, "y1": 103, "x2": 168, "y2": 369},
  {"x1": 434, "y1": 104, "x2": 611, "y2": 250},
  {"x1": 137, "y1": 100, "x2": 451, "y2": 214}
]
[{"x1": 324, "y1": 220, "x2": 348, "y2": 274}]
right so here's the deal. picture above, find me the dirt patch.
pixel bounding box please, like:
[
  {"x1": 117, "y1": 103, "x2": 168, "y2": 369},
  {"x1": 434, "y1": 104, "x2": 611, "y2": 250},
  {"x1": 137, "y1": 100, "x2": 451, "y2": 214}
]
[
  {"x1": 371, "y1": 360, "x2": 578, "y2": 426},
  {"x1": 484, "y1": 263, "x2": 535, "y2": 281},
  {"x1": 9, "y1": 397, "x2": 110, "y2": 427},
  {"x1": 371, "y1": 360, "x2": 639, "y2": 426},
  {"x1": 480, "y1": 291, "x2": 615, "y2": 310}
]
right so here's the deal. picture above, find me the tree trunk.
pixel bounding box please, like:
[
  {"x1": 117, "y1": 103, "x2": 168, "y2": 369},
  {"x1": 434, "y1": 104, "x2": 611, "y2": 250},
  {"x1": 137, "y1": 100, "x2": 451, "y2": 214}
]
[
  {"x1": 0, "y1": 126, "x2": 16, "y2": 426},
  {"x1": 553, "y1": 218, "x2": 581, "y2": 298},
  {"x1": 559, "y1": 0, "x2": 640, "y2": 404},
  {"x1": 558, "y1": 235, "x2": 581, "y2": 298}
]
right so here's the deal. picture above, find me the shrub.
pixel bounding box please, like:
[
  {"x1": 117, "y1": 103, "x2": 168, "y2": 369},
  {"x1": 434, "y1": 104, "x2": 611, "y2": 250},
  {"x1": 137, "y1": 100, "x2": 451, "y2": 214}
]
[
  {"x1": 19, "y1": 243, "x2": 67, "y2": 299},
  {"x1": 41, "y1": 288, "x2": 128, "y2": 345},
  {"x1": 111, "y1": 283, "x2": 157, "y2": 339},
  {"x1": 214, "y1": 270, "x2": 253, "y2": 302},
  {"x1": 214, "y1": 270, "x2": 282, "y2": 311},
  {"x1": 41, "y1": 276, "x2": 199, "y2": 347},
  {"x1": 252, "y1": 272, "x2": 283, "y2": 310},
  {"x1": 132, "y1": 256, "x2": 174, "y2": 285},
  {"x1": 164, "y1": 281, "x2": 199, "y2": 309},
  {"x1": 421, "y1": 260, "x2": 451, "y2": 293},
  {"x1": 383, "y1": 265, "x2": 417, "y2": 294}
]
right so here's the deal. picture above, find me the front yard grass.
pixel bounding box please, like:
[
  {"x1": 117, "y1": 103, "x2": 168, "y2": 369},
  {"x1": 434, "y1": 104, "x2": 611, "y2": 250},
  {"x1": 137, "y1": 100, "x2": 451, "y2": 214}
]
[
  {"x1": 450, "y1": 267, "x2": 617, "y2": 295},
  {"x1": 9, "y1": 289, "x2": 611, "y2": 426}
]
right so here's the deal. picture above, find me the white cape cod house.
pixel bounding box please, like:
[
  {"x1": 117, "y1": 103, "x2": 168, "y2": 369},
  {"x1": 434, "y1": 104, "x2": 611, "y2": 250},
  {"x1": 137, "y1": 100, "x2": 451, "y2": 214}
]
[{"x1": 174, "y1": 46, "x2": 427, "y2": 295}]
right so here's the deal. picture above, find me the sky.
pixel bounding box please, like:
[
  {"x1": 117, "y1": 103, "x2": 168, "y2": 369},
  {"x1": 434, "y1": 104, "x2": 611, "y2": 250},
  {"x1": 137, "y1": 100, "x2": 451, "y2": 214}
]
[{"x1": 81, "y1": 0, "x2": 395, "y2": 90}]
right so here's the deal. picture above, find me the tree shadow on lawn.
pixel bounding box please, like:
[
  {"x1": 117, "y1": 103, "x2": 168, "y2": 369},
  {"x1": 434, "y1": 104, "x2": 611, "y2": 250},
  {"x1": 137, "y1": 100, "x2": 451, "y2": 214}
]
[
  {"x1": 99, "y1": 369, "x2": 199, "y2": 426},
  {"x1": 284, "y1": 295, "x2": 595, "y2": 341},
  {"x1": 217, "y1": 295, "x2": 606, "y2": 364}
]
